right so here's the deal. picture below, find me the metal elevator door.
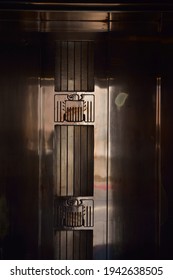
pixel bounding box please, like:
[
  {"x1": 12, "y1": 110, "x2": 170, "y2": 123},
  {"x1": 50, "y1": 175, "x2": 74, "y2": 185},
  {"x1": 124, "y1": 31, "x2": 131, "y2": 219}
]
[
  {"x1": 1, "y1": 8, "x2": 173, "y2": 261},
  {"x1": 40, "y1": 33, "x2": 159, "y2": 260}
]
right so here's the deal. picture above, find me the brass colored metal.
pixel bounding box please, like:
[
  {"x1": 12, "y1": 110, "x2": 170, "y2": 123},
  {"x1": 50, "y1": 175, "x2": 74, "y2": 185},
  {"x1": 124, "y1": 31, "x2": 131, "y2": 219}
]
[{"x1": 1, "y1": 8, "x2": 173, "y2": 260}]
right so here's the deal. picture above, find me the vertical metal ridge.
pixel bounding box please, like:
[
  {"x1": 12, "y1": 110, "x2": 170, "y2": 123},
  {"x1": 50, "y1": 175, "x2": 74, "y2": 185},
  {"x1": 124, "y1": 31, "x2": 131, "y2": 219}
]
[
  {"x1": 60, "y1": 231, "x2": 66, "y2": 259},
  {"x1": 89, "y1": 41, "x2": 94, "y2": 92},
  {"x1": 87, "y1": 101, "x2": 89, "y2": 122},
  {"x1": 79, "y1": 230, "x2": 81, "y2": 259},
  {"x1": 66, "y1": 125, "x2": 68, "y2": 195},
  {"x1": 74, "y1": 41, "x2": 76, "y2": 91},
  {"x1": 75, "y1": 41, "x2": 80, "y2": 91},
  {"x1": 86, "y1": 231, "x2": 89, "y2": 259},
  {"x1": 56, "y1": 101, "x2": 58, "y2": 122},
  {"x1": 156, "y1": 76, "x2": 162, "y2": 256},
  {"x1": 86, "y1": 41, "x2": 89, "y2": 91},
  {"x1": 59, "y1": 231, "x2": 61, "y2": 260},
  {"x1": 67, "y1": 231, "x2": 74, "y2": 260},
  {"x1": 61, "y1": 126, "x2": 67, "y2": 195},
  {"x1": 89, "y1": 206, "x2": 92, "y2": 227},
  {"x1": 87, "y1": 125, "x2": 89, "y2": 195},
  {"x1": 60, "y1": 42, "x2": 62, "y2": 92},
  {"x1": 65, "y1": 231, "x2": 67, "y2": 260},
  {"x1": 73, "y1": 126, "x2": 76, "y2": 195},
  {"x1": 106, "y1": 77, "x2": 109, "y2": 259},
  {"x1": 89, "y1": 101, "x2": 93, "y2": 121},
  {"x1": 67, "y1": 41, "x2": 68, "y2": 91},
  {"x1": 60, "y1": 101, "x2": 61, "y2": 121},
  {"x1": 38, "y1": 66, "x2": 42, "y2": 259},
  {"x1": 74, "y1": 231, "x2": 80, "y2": 259},
  {"x1": 81, "y1": 125, "x2": 88, "y2": 195},
  {"x1": 72, "y1": 231, "x2": 74, "y2": 260},
  {"x1": 86, "y1": 125, "x2": 89, "y2": 195},
  {"x1": 80, "y1": 231, "x2": 85, "y2": 259},
  {"x1": 89, "y1": 126, "x2": 94, "y2": 196},
  {"x1": 59, "y1": 126, "x2": 62, "y2": 196},
  {"x1": 74, "y1": 125, "x2": 76, "y2": 195},
  {"x1": 79, "y1": 126, "x2": 82, "y2": 195},
  {"x1": 65, "y1": 41, "x2": 67, "y2": 92},
  {"x1": 68, "y1": 126, "x2": 74, "y2": 196},
  {"x1": 106, "y1": 20, "x2": 111, "y2": 259},
  {"x1": 80, "y1": 41, "x2": 82, "y2": 92},
  {"x1": 61, "y1": 41, "x2": 67, "y2": 91},
  {"x1": 81, "y1": 41, "x2": 87, "y2": 91},
  {"x1": 86, "y1": 206, "x2": 88, "y2": 227},
  {"x1": 85, "y1": 231, "x2": 87, "y2": 260},
  {"x1": 74, "y1": 126, "x2": 81, "y2": 196}
]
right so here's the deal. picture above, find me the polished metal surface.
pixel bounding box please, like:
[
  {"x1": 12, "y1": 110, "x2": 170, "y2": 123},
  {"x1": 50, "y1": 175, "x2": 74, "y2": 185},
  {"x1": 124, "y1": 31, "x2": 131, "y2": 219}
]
[
  {"x1": 37, "y1": 34, "x2": 162, "y2": 259},
  {"x1": 0, "y1": 9, "x2": 170, "y2": 34},
  {"x1": 1, "y1": 9, "x2": 173, "y2": 260},
  {"x1": 0, "y1": 33, "x2": 40, "y2": 259}
]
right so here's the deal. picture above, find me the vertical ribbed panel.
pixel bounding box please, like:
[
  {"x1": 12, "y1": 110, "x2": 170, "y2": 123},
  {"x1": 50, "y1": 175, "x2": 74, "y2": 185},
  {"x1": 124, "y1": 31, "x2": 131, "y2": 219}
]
[
  {"x1": 55, "y1": 41, "x2": 94, "y2": 92},
  {"x1": 55, "y1": 125, "x2": 94, "y2": 196},
  {"x1": 55, "y1": 231, "x2": 93, "y2": 260}
]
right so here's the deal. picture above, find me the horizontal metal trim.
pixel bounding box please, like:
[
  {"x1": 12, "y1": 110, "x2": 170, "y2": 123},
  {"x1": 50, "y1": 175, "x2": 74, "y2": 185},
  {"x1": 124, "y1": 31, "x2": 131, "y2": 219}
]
[{"x1": 1, "y1": 2, "x2": 173, "y2": 12}]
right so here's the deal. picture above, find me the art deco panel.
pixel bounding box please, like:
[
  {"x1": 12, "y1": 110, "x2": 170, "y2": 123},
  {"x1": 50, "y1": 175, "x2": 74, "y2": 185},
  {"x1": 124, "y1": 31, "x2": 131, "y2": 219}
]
[{"x1": 55, "y1": 41, "x2": 94, "y2": 92}]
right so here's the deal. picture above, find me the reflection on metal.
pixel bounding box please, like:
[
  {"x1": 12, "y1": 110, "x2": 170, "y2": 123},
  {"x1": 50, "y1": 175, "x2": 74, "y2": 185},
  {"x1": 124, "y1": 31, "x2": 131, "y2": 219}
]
[
  {"x1": 54, "y1": 93, "x2": 95, "y2": 122},
  {"x1": 55, "y1": 41, "x2": 94, "y2": 92},
  {"x1": 54, "y1": 197, "x2": 94, "y2": 230},
  {"x1": 115, "y1": 92, "x2": 128, "y2": 108}
]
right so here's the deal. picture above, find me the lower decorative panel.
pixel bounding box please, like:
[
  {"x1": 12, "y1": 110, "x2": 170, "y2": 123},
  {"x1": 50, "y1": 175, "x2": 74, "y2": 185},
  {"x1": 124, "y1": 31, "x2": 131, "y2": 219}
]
[{"x1": 54, "y1": 230, "x2": 93, "y2": 260}]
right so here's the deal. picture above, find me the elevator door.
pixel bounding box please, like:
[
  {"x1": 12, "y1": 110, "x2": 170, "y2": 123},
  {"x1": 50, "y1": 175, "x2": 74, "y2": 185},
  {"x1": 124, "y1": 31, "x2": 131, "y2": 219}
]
[{"x1": 40, "y1": 33, "x2": 159, "y2": 260}]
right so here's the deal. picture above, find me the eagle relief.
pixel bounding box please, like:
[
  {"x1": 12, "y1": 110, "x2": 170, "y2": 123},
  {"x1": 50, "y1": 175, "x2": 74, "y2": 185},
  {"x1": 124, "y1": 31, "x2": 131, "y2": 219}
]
[{"x1": 54, "y1": 93, "x2": 95, "y2": 123}]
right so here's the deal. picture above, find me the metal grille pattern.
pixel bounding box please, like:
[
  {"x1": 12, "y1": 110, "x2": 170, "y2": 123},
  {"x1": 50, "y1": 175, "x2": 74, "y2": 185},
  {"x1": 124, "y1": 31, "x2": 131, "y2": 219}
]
[{"x1": 55, "y1": 41, "x2": 94, "y2": 92}]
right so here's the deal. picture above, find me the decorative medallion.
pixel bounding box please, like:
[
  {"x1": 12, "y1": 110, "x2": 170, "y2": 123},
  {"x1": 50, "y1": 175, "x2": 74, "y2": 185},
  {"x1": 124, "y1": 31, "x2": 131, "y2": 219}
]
[
  {"x1": 54, "y1": 197, "x2": 94, "y2": 230},
  {"x1": 54, "y1": 94, "x2": 95, "y2": 123}
]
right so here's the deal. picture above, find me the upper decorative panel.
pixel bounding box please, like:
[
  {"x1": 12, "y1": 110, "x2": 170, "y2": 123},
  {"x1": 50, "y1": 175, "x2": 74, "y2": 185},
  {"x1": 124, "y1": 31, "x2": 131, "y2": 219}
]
[{"x1": 55, "y1": 41, "x2": 94, "y2": 92}]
